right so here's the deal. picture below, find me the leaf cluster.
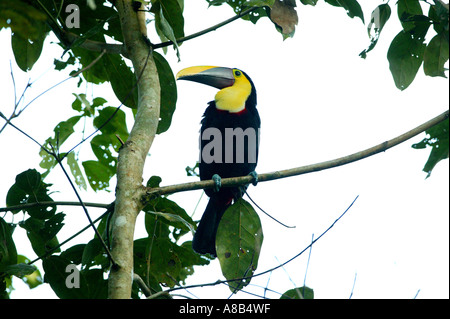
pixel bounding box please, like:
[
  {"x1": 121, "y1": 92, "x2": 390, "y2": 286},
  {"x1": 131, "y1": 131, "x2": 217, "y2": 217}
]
[
  {"x1": 386, "y1": 0, "x2": 449, "y2": 90},
  {"x1": 1, "y1": 169, "x2": 61, "y2": 295}
]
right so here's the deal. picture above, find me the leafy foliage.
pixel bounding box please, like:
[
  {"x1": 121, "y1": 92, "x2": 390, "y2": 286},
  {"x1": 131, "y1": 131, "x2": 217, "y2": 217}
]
[{"x1": 412, "y1": 119, "x2": 449, "y2": 178}]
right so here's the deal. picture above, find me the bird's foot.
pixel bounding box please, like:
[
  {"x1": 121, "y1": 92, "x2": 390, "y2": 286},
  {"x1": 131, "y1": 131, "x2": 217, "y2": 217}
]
[
  {"x1": 212, "y1": 174, "x2": 222, "y2": 192},
  {"x1": 248, "y1": 171, "x2": 258, "y2": 186}
]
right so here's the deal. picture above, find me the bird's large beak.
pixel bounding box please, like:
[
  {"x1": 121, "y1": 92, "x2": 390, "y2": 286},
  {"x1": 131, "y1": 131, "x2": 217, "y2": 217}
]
[{"x1": 176, "y1": 66, "x2": 235, "y2": 89}]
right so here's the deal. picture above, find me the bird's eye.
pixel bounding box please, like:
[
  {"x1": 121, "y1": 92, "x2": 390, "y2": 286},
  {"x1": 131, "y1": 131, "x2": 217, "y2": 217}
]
[{"x1": 234, "y1": 70, "x2": 242, "y2": 77}]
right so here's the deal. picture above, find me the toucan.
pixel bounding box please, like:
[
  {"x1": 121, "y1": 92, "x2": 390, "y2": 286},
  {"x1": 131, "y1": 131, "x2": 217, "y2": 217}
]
[{"x1": 176, "y1": 66, "x2": 260, "y2": 257}]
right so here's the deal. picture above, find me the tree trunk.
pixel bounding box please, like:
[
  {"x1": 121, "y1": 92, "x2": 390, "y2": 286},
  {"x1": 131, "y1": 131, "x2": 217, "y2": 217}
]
[{"x1": 108, "y1": 0, "x2": 160, "y2": 299}]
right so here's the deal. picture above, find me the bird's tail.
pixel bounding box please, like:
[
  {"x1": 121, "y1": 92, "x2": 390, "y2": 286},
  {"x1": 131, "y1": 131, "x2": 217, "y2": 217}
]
[{"x1": 192, "y1": 193, "x2": 233, "y2": 257}]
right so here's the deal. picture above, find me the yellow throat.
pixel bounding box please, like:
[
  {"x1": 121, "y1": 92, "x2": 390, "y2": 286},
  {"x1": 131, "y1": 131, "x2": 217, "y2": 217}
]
[{"x1": 215, "y1": 69, "x2": 252, "y2": 113}]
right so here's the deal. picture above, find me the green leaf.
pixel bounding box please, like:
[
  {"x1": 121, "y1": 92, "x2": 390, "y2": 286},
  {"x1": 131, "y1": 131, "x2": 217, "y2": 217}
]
[
  {"x1": 206, "y1": 0, "x2": 270, "y2": 24},
  {"x1": 42, "y1": 255, "x2": 88, "y2": 298},
  {"x1": 39, "y1": 145, "x2": 56, "y2": 173},
  {"x1": 154, "y1": 52, "x2": 177, "y2": 134},
  {"x1": 152, "y1": 0, "x2": 185, "y2": 59},
  {"x1": 387, "y1": 30, "x2": 427, "y2": 90},
  {"x1": 0, "y1": 217, "x2": 17, "y2": 268},
  {"x1": 144, "y1": 197, "x2": 195, "y2": 235},
  {"x1": 93, "y1": 106, "x2": 128, "y2": 137},
  {"x1": 103, "y1": 54, "x2": 138, "y2": 109},
  {"x1": 7, "y1": 169, "x2": 57, "y2": 219},
  {"x1": 176, "y1": 241, "x2": 212, "y2": 283},
  {"x1": 412, "y1": 119, "x2": 449, "y2": 178},
  {"x1": 54, "y1": 53, "x2": 76, "y2": 71},
  {"x1": 19, "y1": 215, "x2": 63, "y2": 257},
  {"x1": 397, "y1": 0, "x2": 423, "y2": 31},
  {"x1": 15, "y1": 169, "x2": 41, "y2": 194},
  {"x1": 429, "y1": 0, "x2": 449, "y2": 37},
  {"x1": 82, "y1": 268, "x2": 108, "y2": 298},
  {"x1": 71, "y1": 93, "x2": 92, "y2": 114},
  {"x1": 53, "y1": 116, "x2": 82, "y2": 146},
  {"x1": 82, "y1": 160, "x2": 115, "y2": 191},
  {"x1": 324, "y1": 0, "x2": 364, "y2": 23},
  {"x1": 145, "y1": 210, "x2": 170, "y2": 239},
  {"x1": 87, "y1": 107, "x2": 128, "y2": 187},
  {"x1": 0, "y1": 0, "x2": 47, "y2": 40},
  {"x1": 146, "y1": 175, "x2": 162, "y2": 188},
  {"x1": 66, "y1": 152, "x2": 88, "y2": 190},
  {"x1": 71, "y1": 46, "x2": 108, "y2": 84},
  {"x1": 11, "y1": 30, "x2": 47, "y2": 72},
  {"x1": 3, "y1": 0, "x2": 49, "y2": 72},
  {"x1": 60, "y1": 244, "x2": 86, "y2": 265},
  {"x1": 299, "y1": 0, "x2": 318, "y2": 5},
  {"x1": 216, "y1": 198, "x2": 263, "y2": 293},
  {"x1": 0, "y1": 263, "x2": 36, "y2": 278},
  {"x1": 280, "y1": 286, "x2": 314, "y2": 299},
  {"x1": 82, "y1": 238, "x2": 109, "y2": 270},
  {"x1": 423, "y1": 33, "x2": 449, "y2": 77},
  {"x1": 6, "y1": 184, "x2": 27, "y2": 214},
  {"x1": 90, "y1": 134, "x2": 118, "y2": 167},
  {"x1": 134, "y1": 237, "x2": 181, "y2": 288},
  {"x1": 17, "y1": 255, "x2": 43, "y2": 289},
  {"x1": 360, "y1": 4, "x2": 391, "y2": 59}
]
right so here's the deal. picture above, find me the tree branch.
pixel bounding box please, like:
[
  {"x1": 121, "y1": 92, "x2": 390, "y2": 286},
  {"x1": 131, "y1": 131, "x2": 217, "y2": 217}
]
[
  {"x1": 0, "y1": 201, "x2": 109, "y2": 213},
  {"x1": 143, "y1": 110, "x2": 449, "y2": 200},
  {"x1": 152, "y1": 7, "x2": 257, "y2": 49},
  {"x1": 53, "y1": 28, "x2": 129, "y2": 58},
  {"x1": 108, "y1": 0, "x2": 161, "y2": 299},
  {"x1": 161, "y1": 195, "x2": 358, "y2": 296}
]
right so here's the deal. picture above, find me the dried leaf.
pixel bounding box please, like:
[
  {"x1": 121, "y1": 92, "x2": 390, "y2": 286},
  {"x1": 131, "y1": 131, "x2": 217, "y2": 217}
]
[{"x1": 269, "y1": 0, "x2": 298, "y2": 36}]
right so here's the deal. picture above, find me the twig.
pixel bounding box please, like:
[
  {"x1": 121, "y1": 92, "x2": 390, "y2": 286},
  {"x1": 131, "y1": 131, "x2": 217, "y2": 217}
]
[
  {"x1": 143, "y1": 110, "x2": 449, "y2": 199},
  {"x1": 303, "y1": 233, "x2": 314, "y2": 291},
  {"x1": 50, "y1": 144, "x2": 117, "y2": 267},
  {"x1": 246, "y1": 191, "x2": 295, "y2": 228},
  {"x1": 50, "y1": 24, "x2": 128, "y2": 58},
  {"x1": 133, "y1": 273, "x2": 152, "y2": 297},
  {"x1": 349, "y1": 272, "x2": 357, "y2": 299},
  {"x1": 161, "y1": 195, "x2": 359, "y2": 296},
  {"x1": 0, "y1": 201, "x2": 110, "y2": 213},
  {"x1": 27, "y1": 208, "x2": 112, "y2": 265},
  {"x1": 70, "y1": 49, "x2": 107, "y2": 77},
  {"x1": 152, "y1": 7, "x2": 258, "y2": 49},
  {"x1": 0, "y1": 117, "x2": 49, "y2": 152}
]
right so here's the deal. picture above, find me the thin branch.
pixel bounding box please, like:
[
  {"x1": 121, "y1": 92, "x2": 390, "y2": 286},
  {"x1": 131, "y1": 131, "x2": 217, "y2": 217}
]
[
  {"x1": 349, "y1": 272, "x2": 357, "y2": 299},
  {"x1": 152, "y1": 7, "x2": 258, "y2": 49},
  {"x1": 70, "y1": 49, "x2": 107, "y2": 77},
  {"x1": 51, "y1": 144, "x2": 117, "y2": 267},
  {"x1": 133, "y1": 273, "x2": 152, "y2": 297},
  {"x1": 27, "y1": 208, "x2": 112, "y2": 265},
  {"x1": 143, "y1": 110, "x2": 449, "y2": 200},
  {"x1": 51, "y1": 26, "x2": 128, "y2": 58},
  {"x1": 0, "y1": 201, "x2": 110, "y2": 213},
  {"x1": 303, "y1": 233, "x2": 314, "y2": 290},
  {"x1": 0, "y1": 115, "x2": 49, "y2": 152},
  {"x1": 246, "y1": 191, "x2": 295, "y2": 228},
  {"x1": 162, "y1": 195, "x2": 358, "y2": 296}
]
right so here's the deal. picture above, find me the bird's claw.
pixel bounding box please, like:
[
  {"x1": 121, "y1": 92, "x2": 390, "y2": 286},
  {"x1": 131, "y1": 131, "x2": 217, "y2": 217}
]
[
  {"x1": 249, "y1": 171, "x2": 258, "y2": 186},
  {"x1": 212, "y1": 174, "x2": 222, "y2": 192}
]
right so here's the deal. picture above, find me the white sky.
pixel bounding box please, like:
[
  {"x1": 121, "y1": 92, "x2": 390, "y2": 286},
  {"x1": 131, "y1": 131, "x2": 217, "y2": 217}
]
[{"x1": 0, "y1": 1, "x2": 448, "y2": 299}]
